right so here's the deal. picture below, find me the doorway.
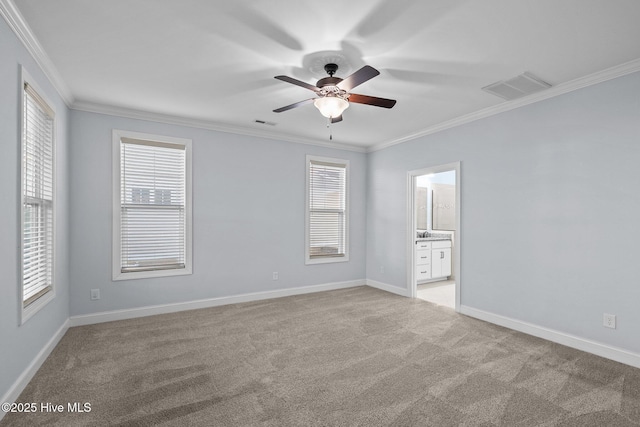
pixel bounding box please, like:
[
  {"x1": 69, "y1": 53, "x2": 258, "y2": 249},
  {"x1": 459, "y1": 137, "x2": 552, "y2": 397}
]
[{"x1": 407, "y1": 162, "x2": 461, "y2": 311}]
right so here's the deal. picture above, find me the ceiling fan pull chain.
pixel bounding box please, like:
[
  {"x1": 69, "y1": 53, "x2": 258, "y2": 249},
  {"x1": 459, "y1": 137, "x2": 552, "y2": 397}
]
[{"x1": 327, "y1": 117, "x2": 333, "y2": 140}]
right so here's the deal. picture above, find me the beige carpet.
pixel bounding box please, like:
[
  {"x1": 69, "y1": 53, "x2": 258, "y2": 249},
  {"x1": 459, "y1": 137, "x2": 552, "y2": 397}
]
[{"x1": 2, "y1": 286, "x2": 640, "y2": 426}]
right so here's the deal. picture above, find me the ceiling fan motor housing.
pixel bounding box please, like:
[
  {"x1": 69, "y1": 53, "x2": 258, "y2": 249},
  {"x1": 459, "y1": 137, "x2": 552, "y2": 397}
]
[
  {"x1": 317, "y1": 76, "x2": 342, "y2": 88},
  {"x1": 316, "y1": 64, "x2": 348, "y2": 99},
  {"x1": 317, "y1": 63, "x2": 342, "y2": 88}
]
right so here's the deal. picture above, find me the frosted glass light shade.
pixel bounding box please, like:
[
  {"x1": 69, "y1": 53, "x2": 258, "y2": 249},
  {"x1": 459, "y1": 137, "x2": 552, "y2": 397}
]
[{"x1": 314, "y1": 96, "x2": 349, "y2": 118}]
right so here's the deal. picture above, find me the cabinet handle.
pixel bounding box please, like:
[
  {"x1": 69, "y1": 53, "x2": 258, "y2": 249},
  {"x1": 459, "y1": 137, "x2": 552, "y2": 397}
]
[
  {"x1": 440, "y1": 251, "x2": 444, "y2": 259},
  {"x1": 420, "y1": 271, "x2": 427, "y2": 274}
]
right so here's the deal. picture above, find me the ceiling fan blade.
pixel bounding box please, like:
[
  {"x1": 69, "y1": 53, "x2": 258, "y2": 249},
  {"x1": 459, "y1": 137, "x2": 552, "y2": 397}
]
[
  {"x1": 348, "y1": 93, "x2": 396, "y2": 109},
  {"x1": 274, "y1": 75, "x2": 319, "y2": 92},
  {"x1": 273, "y1": 98, "x2": 315, "y2": 113},
  {"x1": 331, "y1": 115, "x2": 343, "y2": 123},
  {"x1": 337, "y1": 65, "x2": 380, "y2": 91}
]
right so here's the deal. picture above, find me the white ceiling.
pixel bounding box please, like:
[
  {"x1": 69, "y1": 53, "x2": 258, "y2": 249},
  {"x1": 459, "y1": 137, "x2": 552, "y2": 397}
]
[{"x1": 8, "y1": 0, "x2": 640, "y2": 150}]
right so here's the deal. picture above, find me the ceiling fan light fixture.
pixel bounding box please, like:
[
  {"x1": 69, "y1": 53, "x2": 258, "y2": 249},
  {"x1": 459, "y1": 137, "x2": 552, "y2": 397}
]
[{"x1": 314, "y1": 96, "x2": 349, "y2": 119}]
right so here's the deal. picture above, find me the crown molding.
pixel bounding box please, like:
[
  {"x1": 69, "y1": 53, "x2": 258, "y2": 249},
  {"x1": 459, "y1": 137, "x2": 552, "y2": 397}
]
[
  {"x1": 368, "y1": 58, "x2": 640, "y2": 152},
  {"x1": 72, "y1": 58, "x2": 640, "y2": 155},
  {"x1": 72, "y1": 101, "x2": 368, "y2": 153},
  {"x1": 0, "y1": 0, "x2": 74, "y2": 106}
]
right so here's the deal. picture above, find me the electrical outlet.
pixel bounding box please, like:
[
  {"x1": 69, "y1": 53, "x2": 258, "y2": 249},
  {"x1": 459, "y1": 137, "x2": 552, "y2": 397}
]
[
  {"x1": 272, "y1": 272, "x2": 278, "y2": 280},
  {"x1": 90, "y1": 289, "x2": 101, "y2": 301},
  {"x1": 603, "y1": 313, "x2": 616, "y2": 329}
]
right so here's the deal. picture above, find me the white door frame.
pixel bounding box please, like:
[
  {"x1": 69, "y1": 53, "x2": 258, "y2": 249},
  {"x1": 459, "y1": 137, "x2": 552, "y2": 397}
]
[{"x1": 406, "y1": 162, "x2": 461, "y2": 311}]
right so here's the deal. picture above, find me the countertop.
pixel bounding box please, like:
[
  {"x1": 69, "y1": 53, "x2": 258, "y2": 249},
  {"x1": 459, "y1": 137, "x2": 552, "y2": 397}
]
[
  {"x1": 416, "y1": 237, "x2": 451, "y2": 242},
  {"x1": 416, "y1": 233, "x2": 452, "y2": 242}
]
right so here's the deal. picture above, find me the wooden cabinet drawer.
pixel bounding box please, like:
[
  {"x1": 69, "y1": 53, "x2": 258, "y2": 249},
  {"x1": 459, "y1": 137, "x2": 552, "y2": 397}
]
[
  {"x1": 416, "y1": 241, "x2": 431, "y2": 250},
  {"x1": 416, "y1": 265, "x2": 431, "y2": 281},
  {"x1": 416, "y1": 250, "x2": 430, "y2": 265}
]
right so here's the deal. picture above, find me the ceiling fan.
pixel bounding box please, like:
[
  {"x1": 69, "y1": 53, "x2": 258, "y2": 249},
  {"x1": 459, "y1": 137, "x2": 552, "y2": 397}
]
[{"x1": 273, "y1": 63, "x2": 396, "y2": 123}]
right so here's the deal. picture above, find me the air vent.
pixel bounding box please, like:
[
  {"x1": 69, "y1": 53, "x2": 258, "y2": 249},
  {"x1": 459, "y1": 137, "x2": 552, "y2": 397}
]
[
  {"x1": 482, "y1": 72, "x2": 551, "y2": 100},
  {"x1": 254, "y1": 119, "x2": 276, "y2": 126}
]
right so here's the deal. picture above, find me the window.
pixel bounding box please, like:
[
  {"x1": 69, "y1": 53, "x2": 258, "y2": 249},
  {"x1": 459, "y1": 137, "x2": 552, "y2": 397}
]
[
  {"x1": 306, "y1": 155, "x2": 349, "y2": 264},
  {"x1": 21, "y1": 69, "x2": 56, "y2": 323},
  {"x1": 113, "y1": 130, "x2": 192, "y2": 280}
]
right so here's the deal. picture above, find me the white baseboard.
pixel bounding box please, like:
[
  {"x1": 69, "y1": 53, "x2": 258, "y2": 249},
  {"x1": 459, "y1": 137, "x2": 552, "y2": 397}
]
[
  {"x1": 0, "y1": 319, "x2": 69, "y2": 422},
  {"x1": 366, "y1": 279, "x2": 410, "y2": 297},
  {"x1": 69, "y1": 280, "x2": 365, "y2": 327},
  {"x1": 460, "y1": 305, "x2": 640, "y2": 369}
]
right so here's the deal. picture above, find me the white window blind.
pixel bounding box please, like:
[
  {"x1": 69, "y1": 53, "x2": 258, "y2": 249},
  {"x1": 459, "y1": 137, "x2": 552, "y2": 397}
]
[
  {"x1": 22, "y1": 82, "x2": 55, "y2": 307},
  {"x1": 308, "y1": 159, "x2": 347, "y2": 260},
  {"x1": 119, "y1": 138, "x2": 186, "y2": 273}
]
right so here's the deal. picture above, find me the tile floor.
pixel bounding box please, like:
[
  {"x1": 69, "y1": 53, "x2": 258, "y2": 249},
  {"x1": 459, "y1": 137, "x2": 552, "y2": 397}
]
[{"x1": 417, "y1": 279, "x2": 455, "y2": 309}]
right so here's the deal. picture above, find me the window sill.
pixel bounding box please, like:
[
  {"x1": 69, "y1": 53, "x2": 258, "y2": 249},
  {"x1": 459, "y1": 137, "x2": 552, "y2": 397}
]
[
  {"x1": 113, "y1": 265, "x2": 193, "y2": 281},
  {"x1": 21, "y1": 289, "x2": 55, "y2": 325},
  {"x1": 305, "y1": 256, "x2": 350, "y2": 265}
]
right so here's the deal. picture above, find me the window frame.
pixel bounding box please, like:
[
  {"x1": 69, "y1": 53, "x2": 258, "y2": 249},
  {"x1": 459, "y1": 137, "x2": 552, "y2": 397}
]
[
  {"x1": 19, "y1": 67, "x2": 56, "y2": 324},
  {"x1": 305, "y1": 154, "x2": 350, "y2": 265},
  {"x1": 112, "y1": 129, "x2": 193, "y2": 281}
]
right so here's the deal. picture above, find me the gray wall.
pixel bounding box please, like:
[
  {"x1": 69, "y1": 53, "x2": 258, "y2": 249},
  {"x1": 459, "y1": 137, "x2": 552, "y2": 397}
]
[
  {"x1": 367, "y1": 71, "x2": 640, "y2": 353},
  {"x1": 0, "y1": 18, "x2": 70, "y2": 398},
  {"x1": 68, "y1": 111, "x2": 367, "y2": 316}
]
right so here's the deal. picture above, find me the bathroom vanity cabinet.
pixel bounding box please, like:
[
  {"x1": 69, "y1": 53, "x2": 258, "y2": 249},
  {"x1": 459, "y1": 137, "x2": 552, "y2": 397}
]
[{"x1": 415, "y1": 239, "x2": 452, "y2": 283}]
